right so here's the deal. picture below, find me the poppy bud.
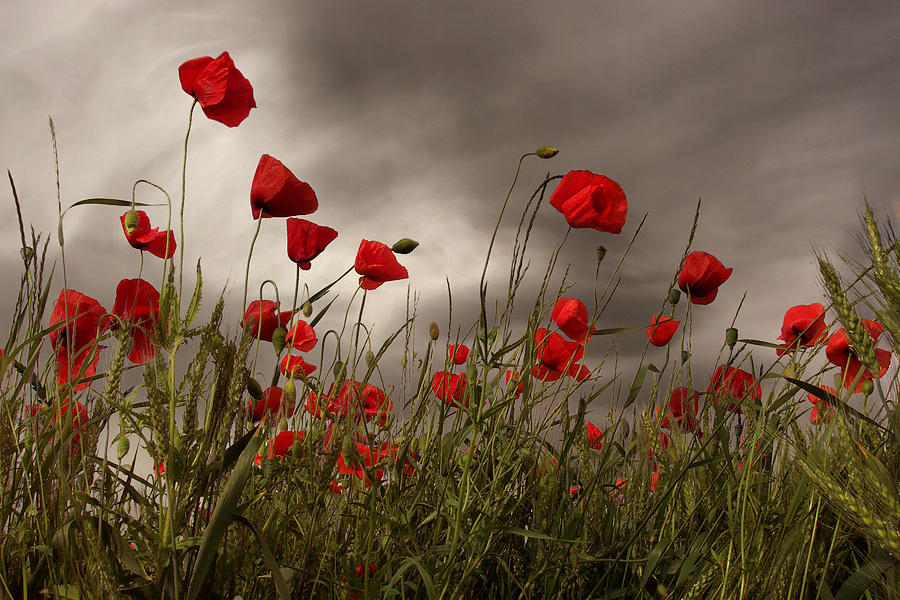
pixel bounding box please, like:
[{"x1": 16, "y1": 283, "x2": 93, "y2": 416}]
[
  {"x1": 279, "y1": 417, "x2": 288, "y2": 433},
  {"x1": 400, "y1": 354, "x2": 407, "y2": 368},
  {"x1": 391, "y1": 238, "x2": 419, "y2": 254},
  {"x1": 116, "y1": 435, "x2": 130, "y2": 460},
  {"x1": 283, "y1": 379, "x2": 296, "y2": 406},
  {"x1": 341, "y1": 431, "x2": 356, "y2": 463},
  {"x1": 681, "y1": 351, "x2": 690, "y2": 363},
  {"x1": 247, "y1": 377, "x2": 264, "y2": 401},
  {"x1": 726, "y1": 327, "x2": 738, "y2": 348},
  {"x1": 271, "y1": 326, "x2": 287, "y2": 354},
  {"x1": 667, "y1": 289, "x2": 681, "y2": 305},
  {"x1": 124, "y1": 209, "x2": 139, "y2": 234},
  {"x1": 333, "y1": 361, "x2": 345, "y2": 380},
  {"x1": 596, "y1": 246, "x2": 607, "y2": 263},
  {"x1": 365, "y1": 350, "x2": 375, "y2": 367},
  {"x1": 429, "y1": 322, "x2": 440, "y2": 341},
  {"x1": 861, "y1": 379, "x2": 874, "y2": 395},
  {"x1": 302, "y1": 301, "x2": 313, "y2": 317},
  {"x1": 782, "y1": 366, "x2": 796, "y2": 379},
  {"x1": 20, "y1": 246, "x2": 34, "y2": 265},
  {"x1": 536, "y1": 145, "x2": 559, "y2": 159}
]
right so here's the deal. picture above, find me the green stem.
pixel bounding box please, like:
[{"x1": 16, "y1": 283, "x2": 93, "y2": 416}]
[
  {"x1": 242, "y1": 217, "x2": 264, "y2": 311},
  {"x1": 178, "y1": 100, "x2": 197, "y2": 309}
]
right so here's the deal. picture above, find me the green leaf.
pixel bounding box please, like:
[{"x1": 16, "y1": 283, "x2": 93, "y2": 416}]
[
  {"x1": 184, "y1": 259, "x2": 203, "y2": 328},
  {"x1": 233, "y1": 515, "x2": 290, "y2": 599},
  {"x1": 624, "y1": 365, "x2": 650, "y2": 409},
  {"x1": 738, "y1": 338, "x2": 785, "y2": 350},
  {"x1": 65, "y1": 197, "x2": 158, "y2": 212},
  {"x1": 834, "y1": 554, "x2": 898, "y2": 600}
]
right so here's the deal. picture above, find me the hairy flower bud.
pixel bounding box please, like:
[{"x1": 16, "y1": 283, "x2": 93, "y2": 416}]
[
  {"x1": 726, "y1": 327, "x2": 738, "y2": 348},
  {"x1": 247, "y1": 377, "x2": 264, "y2": 401},
  {"x1": 333, "y1": 361, "x2": 345, "y2": 380},
  {"x1": 116, "y1": 435, "x2": 130, "y2": 460},
  {"x1": 124, "y1": 209, "x2": 139, "y2": 234},
  {"x1": 302, "y1": 301, "x2": 313, "y2": 317},
  {"x1": 596, "y1": 246, "x2": 607, "y2": 263},
  {"x1": 429, "y1": 322, "x2": 440, "y2": 341},
  {"x1": 283, "y1": 379, "x2": 296, "y2": 406},
  {"x1": 271, "y1": 326, "x2": 287, "y2": 355},
  {"x1": 391, "y1": 238, "x2": 419, "y2": 254},
  {"x1": 365, "y1": 349, "x2": 375, "y2": 367},
  {"x1": 681, "y1": 351, "x2": 690, "y2": 363},
  {"x1": 536, "y1": 145, "x2": 559, "y2": 159},
  {"x1": 667, "y1": 289, "x2": 681, "y2": 306},
  {"x1": 861, "y1": 379, "x2": 874, "y2": 395}
]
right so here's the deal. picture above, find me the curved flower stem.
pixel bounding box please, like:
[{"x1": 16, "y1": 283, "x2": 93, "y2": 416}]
[
  {"x1": 132, "y1": 179, "x2": 173, "y2": 290},
  {"x1": 177, "y1": 99, "x2": 197, "y2": 309},
  {"x1": 242, "y1": 217, "x2": 264, "y2": 311}
]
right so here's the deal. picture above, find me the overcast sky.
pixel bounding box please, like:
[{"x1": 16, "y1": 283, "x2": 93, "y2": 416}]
[{"x1": 2, "y1": 1, "x2": 900, "y2": 421}]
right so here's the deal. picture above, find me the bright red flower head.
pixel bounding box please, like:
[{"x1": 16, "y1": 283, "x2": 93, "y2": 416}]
[
  {"x1": 250, "y1": 154, "x2": 318, "y2": 219},
  {"x1": 707, "y1": 366, "x2": 761, "y2": 414},
  {"x1": 111, "y1": 279, "x2": 160, "y2": 365},
  {"x1": 120, "y1": 210, "x2": 176, "y2": 259},
  {"x1": 660, "y1": 387, "x2": 701, "y2": 434},
  {"x1": 272, "y1": 430, "x2": 305, "y2": 457},
  {"x1": 677, "y1": 252, "x2": 732, "y2": 305},
  {"x1": 551, "y1": 297, "x2": 596, "y2": 343},
  {"x1": 308, "y1": 380, "x2": 392, "y2": 425},
  {"x1": 49, "y1": 289, "x2": 108, "y2": 392},
  {"x1": 825, "y1": 319, "x2": 891, "y2": 392},
  {"x1": 242, "y1": 300, "x2": 293, "y2": 342},
  {"x1": 533, "y1": 328, "x2": 590, "y2": 382},
  {"x1": 286, "y1": 218, "x2": 337, "y2": 270},
  {"x1": 586, "y1": 421, "x2": 603, "y2": 450},
  {"x1": 247, "y1": 386, "x2": 293, "y2": 422},
  {"x1": 432, "y1": 371, "x2": 469, "y2": 407},
  {"x1": 286, "y1": 319, "x2": 317, "y2": 352},
  {"x1": 448, "y1": 344, "x2": 469, "y2": 365},
  {"x1": 280, "y1": 354, "x2": 317, "y2": 379},
  {"x1": 178, "y1": 51, "x2": 256, "y2": 127},
  {"x1": 777, "y1": 303, "x2": 827, "y2": 355},
  {"x1": 807, "y1": 385, "x2": 838, "y2": 405},
  {"x1": 549, "y1": 170, "x2": 627, "y2": 233},
  {"x1": 647, "y1": 314, "x2": 680, "y2": 347},
  {"x1": 354, "y1": 239, "x2": 409, "y2": 290}
]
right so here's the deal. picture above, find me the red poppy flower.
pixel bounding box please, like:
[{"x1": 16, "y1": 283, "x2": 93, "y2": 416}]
[
  {"x1": 505, "y1": 370, "x2": 523, "y2": 399},
  {"x1": 586, "y1": 421, "x2": 603, "y2": 450},
  {"x1": 48, "y1": 289, "x2": 108, "y2": 392},
  {"x1": 549, "y1": 170, "x2": 628, "y2": 233},
  {"x1": 650, "y1": 467, "x2": 660, "y2": 492},
  {"x1": 378, "y1": 443, "x2": 418, "y2": 477},
  {"x1": 111, "y1": 279, "x2": 160, "y2": 364},
  {"x1": 242, "y1": 300, "x2": 293, "y2": 342},
  {"x1": 807, "y1": 385, "x2": 838, "y2": 405},
  {"x1": 286, "y1": 319, "x2": 317, "y2": 352},
  {"x1": 707, "y1": 366, "x2": 761, "y2": 414},
  {"x1": 432, "y1": 371, "x2": 469, "y2": 407},
  {"x1": 344, "y1": 563, "x2": 379, "y2": 600},
  {"x1": 448, "y1": 344, "x2": 469, "y2": 365},
  {"x1": 120, "y1": 210, "x2": 176, "y2": 259},
  {"x1": 551, "y1": 297, "x2": 596, "y2": 343},
  {"x1": 777, "y1": 303, "x2": 827, "y2": 355},
  {"x1": 255, "y1": 430, "x2": 305, "y2": 465},
  {"x1": 825, "y1": 319, "x2": 891, "y2": 392},
  {"x1": 659, "y1": 387, "x2": 701, "y2": 434},
  {"x1": 337, "y1": 442, "x2": 385, "y2": 485},
  {"x1": 354, "y1": 239, "x2": 409, "y2": 290},
  {"x1": 307, "y1": 380, "x2": 392, "y2": 426},
  {"x1": 533, "y1": 328, "x2": 590, "y2": 382},
  {"x1": 330, "y1": 479, "x2": 344, "y2": 495},
  {"x1": 250, "y1": 154, "x2": 318, "y2": 219},
  {"x1": 247, "y1": 386, "x2": 292, "y2": 422},
  {"x1": 280, "y1": 354, "x2": 317, "y2": 379},
  {"x1": 677, "y1": 252, "x2": 732, "y2": 305},
  {"x1": 286, "y1": 218, "x2": 337, "y2": 269},
  {"x1": 647, "y1": 314, "x2": 680, "y2": 347},
  {"x1": 612, "y1": 477, "x2": 627, "y2": 504},
  {"x1": 178, "y1": 51, "x2": 256, "y2": 127}
]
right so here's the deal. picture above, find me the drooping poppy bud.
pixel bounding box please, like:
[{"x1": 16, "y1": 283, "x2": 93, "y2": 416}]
[
  {"x1": 667, "y1": 289, "x2": 681, "y2": 305},
  {"x1": 391, "y1": 238, "x2": 419, "y2": 254},
  {"x1": 283, "y1": 379, "x2": 297, "y2": 406},
  {"x1": 247, "y1": 377, "x2": 264, "y2": 401},
  {"x1": 536, "y1": 145, "x2": 559, "y2": 159},
  {"x1": 429, "y1": 322, "x2": 440, "y2": 341},
  {"x1": 124, "y1": 209, "x2": 139, "y2": 234},
  {"x1": 272, "y1": 326, "x2": 287, "y2": 354},
  {"x1": 302, "y1": 301, "x2": 313, "y2": 317},
  {"x1": 116, "y1": 435, "x2": 130, "y2": 460},
  {"x1": 596, "y1": 246, "x2": 607, "y2": 263},
  {"x1": 726, "y1": 327, "x2": 738, "y2": 348}
]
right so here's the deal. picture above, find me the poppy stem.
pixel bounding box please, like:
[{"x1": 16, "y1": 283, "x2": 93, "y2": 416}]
[
  {"x1": 177, "y1": 99, "x2": 197, "y2": 310},
  {"x1": 242, "y1": 217, "x2": 264, "y2": 312}
]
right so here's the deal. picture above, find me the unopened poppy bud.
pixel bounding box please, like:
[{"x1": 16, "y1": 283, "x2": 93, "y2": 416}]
[
  {"x1": 400, "y1": 355, "x2": 407, "y2": 368},
  {"x1": 782, "y1": 366, "x2": 796, "y2": 379},
  {"x1": 341, "y1": 431, "x2": 356, "y2": 462},
  {"x1": 302, "y1": 301, "x2": 313, "y2": 317},
  {"x1": 429, "y1": 322, "x2": 440, "y2": 341},
  {"x1": 124, "y1": 209, "x2": 139, "y2": 234},
  {"x1": 726, "y1": 327, "x2": 738, "y2": 348},
  {"x1": 391, "y1": 238, "x2": 419, "y2": 254},
  {"x1": 667, "y1": 289, "x2": 681, "y2": 305},
  {"x1": 279, "y1": 417, "x2": 288, "y2": 433},
  {"x1": 283, "y1": 379, "x2": 296, "y2": 406},
  {"x1": 20, "y1": 246, "x2": 34, "y2": 264},
  {"x1": 271, "y1": 326, "x2": 287, "y2": 354},
  {"x1": 333, "y1": 361, "x2": 345, "y2": 380},
  {"x1": 861, "y1": 379, "x2": 874, "y2": 395},
  {"x1": 116, "y1": 435, "x2": 130, "y2": 460},
  {"x1": 681, "y1": 351, "x2": 690, "y2": 363},
  {"x1": 596, "y1": 246, "x2": 607, "y2": 263},
  {"x1": 247, "y1": 377, "x2": 264, "y2": 400},
  {"x1": 536, "y1": 145, "x2": 559, "y2": 159},
  {"x1": 365, "y1": 349, "x2": 375, "y2": 367}
]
